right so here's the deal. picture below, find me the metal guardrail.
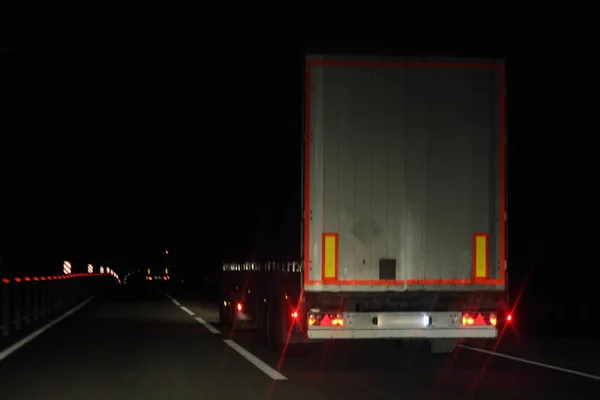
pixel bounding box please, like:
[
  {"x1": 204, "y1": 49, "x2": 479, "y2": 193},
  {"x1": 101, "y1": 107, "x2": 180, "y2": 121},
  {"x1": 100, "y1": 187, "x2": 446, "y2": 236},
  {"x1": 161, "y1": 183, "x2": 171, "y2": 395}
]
[
  {"x1": 0, "y1": 273, "x2": 115, "y2": 337},
  {"x1": 222, "y1": 262, "x2": 303, "y2": 273}
]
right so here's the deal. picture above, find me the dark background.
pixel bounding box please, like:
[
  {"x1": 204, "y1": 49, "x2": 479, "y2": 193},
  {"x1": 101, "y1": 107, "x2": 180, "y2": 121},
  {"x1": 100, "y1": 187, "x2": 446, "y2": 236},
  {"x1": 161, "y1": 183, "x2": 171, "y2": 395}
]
[{"x1": 0, "y1": 12, "x2": 597, "y2": 331}]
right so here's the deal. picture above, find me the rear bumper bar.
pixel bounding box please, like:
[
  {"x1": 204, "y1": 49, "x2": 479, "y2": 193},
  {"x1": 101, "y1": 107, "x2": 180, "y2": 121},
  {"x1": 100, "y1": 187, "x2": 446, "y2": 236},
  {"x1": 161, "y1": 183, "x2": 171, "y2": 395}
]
[
  {"x1": 308, "y1": 328, "x2": 496, "y2": 339},
  {"x1": 307, "y1": 311, "x2": 497, "y2": 340}
]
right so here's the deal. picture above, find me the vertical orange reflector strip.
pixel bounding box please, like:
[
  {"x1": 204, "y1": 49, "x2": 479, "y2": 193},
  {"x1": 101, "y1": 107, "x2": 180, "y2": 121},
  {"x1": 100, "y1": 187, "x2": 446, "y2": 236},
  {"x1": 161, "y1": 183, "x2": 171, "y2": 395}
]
[
  {"x1": 473, "y1": 233, "x2": 489, "y2": 280},
  {"x1": 322, "y1": 233, "x2": 338, "y2": 280}
]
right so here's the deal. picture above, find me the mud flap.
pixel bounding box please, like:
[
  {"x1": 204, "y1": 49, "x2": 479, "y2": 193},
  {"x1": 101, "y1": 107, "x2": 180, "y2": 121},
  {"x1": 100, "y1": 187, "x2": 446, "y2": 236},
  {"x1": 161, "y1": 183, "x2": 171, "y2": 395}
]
[{"x1": 429, "y1": 339, "x2": 458, "y2": 354}]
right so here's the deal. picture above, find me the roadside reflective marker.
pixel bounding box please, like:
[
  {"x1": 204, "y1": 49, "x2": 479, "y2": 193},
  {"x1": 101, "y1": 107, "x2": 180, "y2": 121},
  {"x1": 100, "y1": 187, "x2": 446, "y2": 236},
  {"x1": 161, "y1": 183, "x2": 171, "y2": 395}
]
[{"x1": 63, "y1": 261, "x2": 72, "y2": 275}]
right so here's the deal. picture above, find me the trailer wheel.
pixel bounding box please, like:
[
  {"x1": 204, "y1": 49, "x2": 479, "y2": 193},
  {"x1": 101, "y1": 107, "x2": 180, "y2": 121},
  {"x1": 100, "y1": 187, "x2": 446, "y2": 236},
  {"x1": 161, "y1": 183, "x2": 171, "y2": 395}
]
[
  {"x1": 257, "y1": 300, "x2": 268, "y2": 347},
  {"x1": 266, "y1": 299, "x2": 283, "y2": 353},
  {"x1": 219, "y1": 303, "x2": 228, "y2": 325},
  {"x1": 264, "y1": 298, "x2": 309, "y2": 357}
]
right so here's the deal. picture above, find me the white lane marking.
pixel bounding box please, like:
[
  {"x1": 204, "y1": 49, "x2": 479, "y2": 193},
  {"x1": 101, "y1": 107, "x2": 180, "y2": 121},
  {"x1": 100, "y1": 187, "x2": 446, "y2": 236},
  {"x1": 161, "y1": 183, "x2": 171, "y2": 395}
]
[
  {"x1": 0, "y1": 296, "x2": 96, "y2": 363},
  {"x1": 194, "y1": 316, "x2": 220, "y2": 334},
  {"x1": 167, "y1": 295, "x2": 220, "y2": 334},
  {"x1": 166, "y1": 297, "x2": 282, "y2": 380},
  {"x1": 223, "y1": 339, "x2": 287, "y2": 380},
  {"x1": 180, "y1": 306, "x2": 195, "y2": 316},
  {"x1": 458, "y1": 344, "x2": 600, "y2": 381},
  {"x1": 165, "y1": 294, "x2": 181, "y2": 306}
]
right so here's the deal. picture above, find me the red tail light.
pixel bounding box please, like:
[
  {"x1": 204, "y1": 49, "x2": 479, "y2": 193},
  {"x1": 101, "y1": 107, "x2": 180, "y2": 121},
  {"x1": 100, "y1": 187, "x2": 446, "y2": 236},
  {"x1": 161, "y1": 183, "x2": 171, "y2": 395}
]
[
  {"x1": 236, "y1": 303, "x2": 242, "y2": 312},
  {"x1": 307, "y1": 313, "x2": 344, "y2": 327},
  {"x1": 461, "y1": 312, "x2": 498, "y2": 326}
]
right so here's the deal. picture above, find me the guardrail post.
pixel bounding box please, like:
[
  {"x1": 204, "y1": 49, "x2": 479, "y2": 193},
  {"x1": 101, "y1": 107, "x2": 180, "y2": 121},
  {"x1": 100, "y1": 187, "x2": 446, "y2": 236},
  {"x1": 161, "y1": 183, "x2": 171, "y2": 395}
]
[
  {"x1": 59, "y1": 277, "x2": 66, "y2": 310},
  {"x1": 32, "y1": 279, "x2": 39, "y2": 323},
  {"x1": 40, "y1": 278, "x2": 47, "y2": 318},
  {"x1": 1, "y1": 279, "x2": 9, "y2": 336},
  {"x1": 65, "y1": 278, "x2": 69, "y2": 307},
  {"x1": 70, "y1": 277, "x2": 75, "y2": 306},
  {"x1": 13, "y1": 279, "x2": 22, "y2": 331},
  {"x1": 47, "y1": 278, "x2": 54, "y2": 315},
  {"x1": 51, "y1": 278, "x2": 59, "y2": 314},
  {"x1": 62, "y1": 277, "x2": 68, "y2": 309},
  {"x1": 23, "y1": 278, "x2": 31, "y2": 326}
]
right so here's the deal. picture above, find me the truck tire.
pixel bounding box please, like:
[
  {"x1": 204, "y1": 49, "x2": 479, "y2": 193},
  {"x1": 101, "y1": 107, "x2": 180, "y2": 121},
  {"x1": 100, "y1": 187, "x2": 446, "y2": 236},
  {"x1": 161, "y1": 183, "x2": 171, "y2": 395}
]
[
  {"x1": 265, "y1": 298, "x2": 309, "y2": 357},
  {"x1": 257, "y1": 300, "x2": 268, "y2": 347},
  {"x1": 266, "y1": 299, "x2": 284, "y2": 354},
  {"x1": 219, "y1": 303, "x2": 228, "y2": 325}
]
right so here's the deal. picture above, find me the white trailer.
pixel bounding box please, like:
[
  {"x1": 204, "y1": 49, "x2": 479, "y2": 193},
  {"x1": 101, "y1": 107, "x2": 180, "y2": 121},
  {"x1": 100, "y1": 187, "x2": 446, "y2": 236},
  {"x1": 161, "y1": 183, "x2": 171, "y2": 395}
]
[{"x1": 222, "y1": 54, "x2": 509, "y2": 354}]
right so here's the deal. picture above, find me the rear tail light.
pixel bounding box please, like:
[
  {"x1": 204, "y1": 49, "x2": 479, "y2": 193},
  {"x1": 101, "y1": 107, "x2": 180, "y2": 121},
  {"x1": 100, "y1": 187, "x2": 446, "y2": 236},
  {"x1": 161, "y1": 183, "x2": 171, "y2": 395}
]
[
  {"x1": 236, "y1": 303, "x2": 243, "y2": 312},
  {"x1": 291, "y1": 311, "x2": 298, "y2": 318},
  {"x1": 307, "y1": 313, "x2": 344, "y2": 327},
  {"x1": 461, "y1": 312, "x2": 498, "y2": 326}
]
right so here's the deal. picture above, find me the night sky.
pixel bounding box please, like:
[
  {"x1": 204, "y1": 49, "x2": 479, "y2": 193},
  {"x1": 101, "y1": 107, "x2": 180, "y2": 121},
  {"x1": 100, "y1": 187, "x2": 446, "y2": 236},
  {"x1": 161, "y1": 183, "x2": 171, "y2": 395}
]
[{"x1": 0, "y1": 14, "x2": 597, "y2": 307}]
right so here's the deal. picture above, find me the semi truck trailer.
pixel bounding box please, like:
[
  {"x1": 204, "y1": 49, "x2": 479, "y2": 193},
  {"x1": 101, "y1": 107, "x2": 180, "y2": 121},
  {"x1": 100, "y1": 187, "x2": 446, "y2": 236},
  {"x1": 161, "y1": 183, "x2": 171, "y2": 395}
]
[{"x1": 220, "y1": 54, "x2": 509, "y2": 354}]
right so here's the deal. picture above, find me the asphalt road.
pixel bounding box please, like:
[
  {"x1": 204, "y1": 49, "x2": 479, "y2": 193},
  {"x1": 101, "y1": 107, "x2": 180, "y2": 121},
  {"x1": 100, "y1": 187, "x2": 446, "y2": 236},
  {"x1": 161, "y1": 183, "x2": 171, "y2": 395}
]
[{"x1": 0, "y1": 285, "x2": 599, "y2": 399}]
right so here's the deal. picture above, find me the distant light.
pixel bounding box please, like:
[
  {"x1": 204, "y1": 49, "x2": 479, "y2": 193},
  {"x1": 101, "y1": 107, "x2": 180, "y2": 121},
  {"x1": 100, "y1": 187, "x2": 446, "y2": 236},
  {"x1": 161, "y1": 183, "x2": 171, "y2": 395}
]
[{"x1": 165, "y1": 249, "x2": 169, "y2": 255}]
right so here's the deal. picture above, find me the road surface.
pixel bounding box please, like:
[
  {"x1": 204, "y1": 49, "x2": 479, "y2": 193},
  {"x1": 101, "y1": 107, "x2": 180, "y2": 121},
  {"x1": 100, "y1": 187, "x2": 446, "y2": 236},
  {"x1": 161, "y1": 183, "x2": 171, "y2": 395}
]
[{"x1": 0, "y1": 286, "x2": 598, "y2": 399}]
